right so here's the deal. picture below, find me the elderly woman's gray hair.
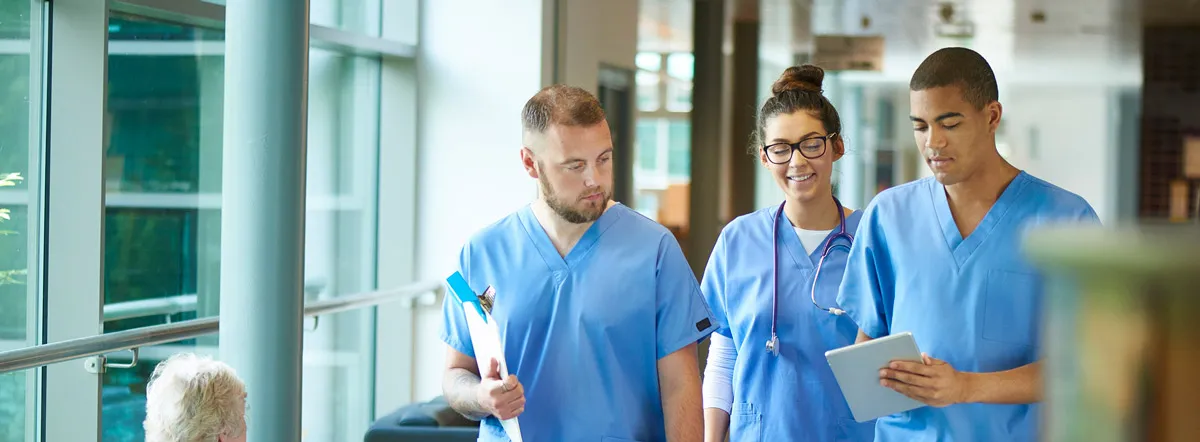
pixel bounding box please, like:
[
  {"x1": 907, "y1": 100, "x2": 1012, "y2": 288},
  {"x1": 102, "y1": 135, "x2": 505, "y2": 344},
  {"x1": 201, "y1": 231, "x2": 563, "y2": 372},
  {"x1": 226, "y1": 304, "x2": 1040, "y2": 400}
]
[{"x1": 143, "y1": 353, "x2": 247, "y2": 442}]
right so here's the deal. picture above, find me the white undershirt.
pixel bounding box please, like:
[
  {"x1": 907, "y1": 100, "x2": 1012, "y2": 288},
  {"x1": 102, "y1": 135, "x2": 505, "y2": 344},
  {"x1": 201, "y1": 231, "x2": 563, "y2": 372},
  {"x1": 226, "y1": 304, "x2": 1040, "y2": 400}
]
[
  {"x1": 701, "y1": 226, "x2": 834, "y2": 413},
  {"x1": 795, "y1": 227, "x2": 833, "y2": 256}
]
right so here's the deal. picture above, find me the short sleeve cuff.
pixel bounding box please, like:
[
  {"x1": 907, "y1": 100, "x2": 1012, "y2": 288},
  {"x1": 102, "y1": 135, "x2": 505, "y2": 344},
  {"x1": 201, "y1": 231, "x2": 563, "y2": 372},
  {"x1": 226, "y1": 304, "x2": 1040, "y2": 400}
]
[
  {"x1": 657, "y1": 318, "x2": 718, "y2": 359},
  {"x1": 440, "y1": 332, "x2": 474, "y2": 359},
  {"x1": 844, "y1": 307, "x2": 887, "y2": 339}
]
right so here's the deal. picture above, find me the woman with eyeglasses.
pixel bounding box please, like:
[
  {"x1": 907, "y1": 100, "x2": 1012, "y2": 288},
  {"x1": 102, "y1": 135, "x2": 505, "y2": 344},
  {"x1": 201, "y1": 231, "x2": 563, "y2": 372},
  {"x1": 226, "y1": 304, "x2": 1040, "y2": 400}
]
[{"x1": 700, "y1": 65, "x2": 874, "y2": 442}]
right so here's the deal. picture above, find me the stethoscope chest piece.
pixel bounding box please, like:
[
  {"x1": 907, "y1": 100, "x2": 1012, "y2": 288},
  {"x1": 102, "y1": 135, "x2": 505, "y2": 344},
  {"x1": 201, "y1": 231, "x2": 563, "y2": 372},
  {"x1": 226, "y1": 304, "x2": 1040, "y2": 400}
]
[{"x1": 765, "y1": 334, "x2": 780, "y2": 356}]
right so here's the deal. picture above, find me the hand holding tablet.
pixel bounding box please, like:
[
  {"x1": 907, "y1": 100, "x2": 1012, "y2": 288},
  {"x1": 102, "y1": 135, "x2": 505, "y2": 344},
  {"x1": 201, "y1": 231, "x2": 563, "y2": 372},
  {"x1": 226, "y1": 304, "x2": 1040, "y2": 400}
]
[{"x1": 825, "y1": 332, "x2": 926, "y2": 422}]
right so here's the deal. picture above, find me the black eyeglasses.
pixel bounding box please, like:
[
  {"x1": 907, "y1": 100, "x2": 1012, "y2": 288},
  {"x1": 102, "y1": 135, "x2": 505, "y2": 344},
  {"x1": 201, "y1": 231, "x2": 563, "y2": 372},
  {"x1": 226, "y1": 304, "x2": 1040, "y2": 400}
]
[{"x1": 762, "y1": 133, "x2": 837, "y2": 164}]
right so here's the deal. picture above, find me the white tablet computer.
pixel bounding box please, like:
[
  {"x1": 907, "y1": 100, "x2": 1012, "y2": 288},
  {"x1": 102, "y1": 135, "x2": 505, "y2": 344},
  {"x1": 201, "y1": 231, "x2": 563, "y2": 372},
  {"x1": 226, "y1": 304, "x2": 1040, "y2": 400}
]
[{"x1": 825, "y1": 331, "x2": 925, "y2": 422}]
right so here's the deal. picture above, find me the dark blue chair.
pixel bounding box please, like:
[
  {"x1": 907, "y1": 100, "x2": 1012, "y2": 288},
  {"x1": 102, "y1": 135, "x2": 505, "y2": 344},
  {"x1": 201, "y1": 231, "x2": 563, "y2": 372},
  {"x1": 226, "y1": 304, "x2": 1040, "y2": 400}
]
[{"x1": 364, "y1": 396, "x2": 480, "y2": 442}]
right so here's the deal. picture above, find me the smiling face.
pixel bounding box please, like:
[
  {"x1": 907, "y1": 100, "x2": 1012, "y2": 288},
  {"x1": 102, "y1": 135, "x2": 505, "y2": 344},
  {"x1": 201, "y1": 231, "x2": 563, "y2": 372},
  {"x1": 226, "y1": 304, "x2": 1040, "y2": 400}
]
[
  {"x1": 523, "y1": 121, "x2": 614, "y2": 224},
  {"x1": 761, "y1": 111, "x2": 843, "y2": 204},
  {"x1": 909, "y1": 84, "x2": 1002, "y2": 186}
]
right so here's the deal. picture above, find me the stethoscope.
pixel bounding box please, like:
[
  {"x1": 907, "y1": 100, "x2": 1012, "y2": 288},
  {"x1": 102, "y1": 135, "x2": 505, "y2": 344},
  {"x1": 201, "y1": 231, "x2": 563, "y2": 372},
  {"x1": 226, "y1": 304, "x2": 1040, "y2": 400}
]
[{"x1": 765, "y1": 196, "x2": 854, "y2": 356}]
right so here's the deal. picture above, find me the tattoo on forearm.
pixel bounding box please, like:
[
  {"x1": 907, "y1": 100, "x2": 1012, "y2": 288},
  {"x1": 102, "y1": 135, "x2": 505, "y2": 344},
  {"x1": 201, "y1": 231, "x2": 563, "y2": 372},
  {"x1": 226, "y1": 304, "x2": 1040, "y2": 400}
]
[{"x1": 445, "y1": 369, "x2": 487, "y2": 419}]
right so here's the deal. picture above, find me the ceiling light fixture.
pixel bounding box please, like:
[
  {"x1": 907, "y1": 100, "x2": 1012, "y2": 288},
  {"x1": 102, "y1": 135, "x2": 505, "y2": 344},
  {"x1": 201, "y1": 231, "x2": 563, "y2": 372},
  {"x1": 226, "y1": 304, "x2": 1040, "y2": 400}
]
[{"x1": 934, "y1": 2, "x2": 975, "y2": 39}]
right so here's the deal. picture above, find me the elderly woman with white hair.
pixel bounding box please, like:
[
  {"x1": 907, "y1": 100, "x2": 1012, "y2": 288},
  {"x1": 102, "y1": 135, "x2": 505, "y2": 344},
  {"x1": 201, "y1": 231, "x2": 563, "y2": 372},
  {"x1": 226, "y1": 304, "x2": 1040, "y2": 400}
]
[{"x1": 143, "y1": 353, "x2": 248, "y2": 442}]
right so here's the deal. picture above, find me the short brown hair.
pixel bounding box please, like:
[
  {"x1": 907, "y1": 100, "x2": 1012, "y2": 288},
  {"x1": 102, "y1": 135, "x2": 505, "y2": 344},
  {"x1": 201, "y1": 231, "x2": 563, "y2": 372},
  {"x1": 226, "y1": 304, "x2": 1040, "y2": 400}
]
[
  {"x1": 910, "y1": 47, "x2": 998, "y2": 110},
  {"x1": 521, "y1": 84, "x2": 606, "y2": 134}
]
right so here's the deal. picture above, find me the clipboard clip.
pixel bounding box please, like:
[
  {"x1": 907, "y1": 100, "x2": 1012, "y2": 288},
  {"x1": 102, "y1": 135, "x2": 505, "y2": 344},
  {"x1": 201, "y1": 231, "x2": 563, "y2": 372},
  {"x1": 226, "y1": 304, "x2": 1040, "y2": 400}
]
[
  {"x1": 446, "y1": 271, "x2": 488, "y2": 323},
  {"x1": 478, "y1": 286, "x2": 496, "y2": 314}
]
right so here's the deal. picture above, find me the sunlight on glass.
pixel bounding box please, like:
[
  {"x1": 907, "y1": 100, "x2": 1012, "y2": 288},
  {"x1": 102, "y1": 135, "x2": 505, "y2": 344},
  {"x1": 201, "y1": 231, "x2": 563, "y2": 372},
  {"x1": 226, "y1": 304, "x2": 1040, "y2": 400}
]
[
  {"x1": 635, "y1": 52, "x2": 662, "y2": 72},
  {"x1": 666, "y1": 52, "x2": 694, "y2": 81}
]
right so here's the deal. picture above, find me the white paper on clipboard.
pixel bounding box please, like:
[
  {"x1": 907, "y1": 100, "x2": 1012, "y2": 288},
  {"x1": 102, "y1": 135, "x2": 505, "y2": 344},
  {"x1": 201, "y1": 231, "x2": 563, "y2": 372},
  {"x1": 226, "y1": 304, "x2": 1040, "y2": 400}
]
[{"x1": 445, "y1": 274, "x2": 523, "y2": 442}]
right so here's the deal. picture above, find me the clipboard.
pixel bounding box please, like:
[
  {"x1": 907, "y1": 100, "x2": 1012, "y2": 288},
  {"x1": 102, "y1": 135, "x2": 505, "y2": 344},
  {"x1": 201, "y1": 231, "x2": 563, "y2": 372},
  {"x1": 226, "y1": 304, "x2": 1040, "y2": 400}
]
[
  {"x1": 824, "y1": 331, "x2": 926, "y2": 422},
  {"x1": 445, "y1": 272, "x2": 524, "y2": 442}
]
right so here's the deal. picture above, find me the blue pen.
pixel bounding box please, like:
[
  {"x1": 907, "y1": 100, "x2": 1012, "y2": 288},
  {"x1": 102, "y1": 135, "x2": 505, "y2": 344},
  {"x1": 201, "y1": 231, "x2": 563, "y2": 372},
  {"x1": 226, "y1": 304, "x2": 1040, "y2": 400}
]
[{"x1": 446, "y1": 271, "x2": 488, "y2": 323}]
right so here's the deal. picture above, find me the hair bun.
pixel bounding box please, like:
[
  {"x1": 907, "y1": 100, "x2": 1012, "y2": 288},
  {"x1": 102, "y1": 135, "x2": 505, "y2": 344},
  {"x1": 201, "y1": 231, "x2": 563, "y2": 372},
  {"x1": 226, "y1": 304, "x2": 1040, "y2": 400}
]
[{"x1": 771, "y1": 65, "x2": 825, "y2": 96}]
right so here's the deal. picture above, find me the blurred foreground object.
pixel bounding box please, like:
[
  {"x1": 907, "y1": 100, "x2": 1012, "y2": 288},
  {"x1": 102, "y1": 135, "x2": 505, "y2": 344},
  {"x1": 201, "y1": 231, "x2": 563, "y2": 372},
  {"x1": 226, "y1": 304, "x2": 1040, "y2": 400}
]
[{"x1": 1026, "y1": 224, "x2": 1200, "y2": 442}]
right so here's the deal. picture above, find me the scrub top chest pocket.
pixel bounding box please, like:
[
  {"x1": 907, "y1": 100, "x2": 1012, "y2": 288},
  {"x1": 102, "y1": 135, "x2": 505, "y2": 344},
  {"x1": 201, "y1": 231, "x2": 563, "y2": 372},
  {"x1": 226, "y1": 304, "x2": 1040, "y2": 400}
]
[
  {"x1": 730, "y1": 402, "x2": 763, "y2": 442},
  {"x1": 981, "y1": 269, "x2": 1041, "y2": 347}
]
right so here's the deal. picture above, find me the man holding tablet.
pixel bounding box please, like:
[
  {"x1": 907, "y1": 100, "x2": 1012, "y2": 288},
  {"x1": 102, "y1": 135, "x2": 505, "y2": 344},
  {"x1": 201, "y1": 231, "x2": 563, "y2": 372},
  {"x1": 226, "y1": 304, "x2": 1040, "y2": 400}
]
[{"x1": 835, "y1": 47, "x2": 1099, "y2": 441}]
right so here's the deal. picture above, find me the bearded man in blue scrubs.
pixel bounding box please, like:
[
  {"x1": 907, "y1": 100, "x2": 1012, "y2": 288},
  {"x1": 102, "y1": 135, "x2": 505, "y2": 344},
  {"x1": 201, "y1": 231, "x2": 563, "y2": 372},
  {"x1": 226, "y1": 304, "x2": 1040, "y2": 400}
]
[
  {"x1": 440, "y1": 84, "x2": 717, "y2": 442},
  {"x1": 836, "y1": 47, "x2": 1099, "y2": 441}
]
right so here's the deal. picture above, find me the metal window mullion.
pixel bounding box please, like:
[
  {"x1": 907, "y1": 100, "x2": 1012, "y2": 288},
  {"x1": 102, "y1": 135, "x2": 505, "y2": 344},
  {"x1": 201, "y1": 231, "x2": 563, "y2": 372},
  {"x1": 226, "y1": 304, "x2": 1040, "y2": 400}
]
[
  {"x1": 26, "y1": 2, "x2": 48, "y2": 442},
  {"x1": 43, "y1": 1, "x2": 109, "y2": 441}
]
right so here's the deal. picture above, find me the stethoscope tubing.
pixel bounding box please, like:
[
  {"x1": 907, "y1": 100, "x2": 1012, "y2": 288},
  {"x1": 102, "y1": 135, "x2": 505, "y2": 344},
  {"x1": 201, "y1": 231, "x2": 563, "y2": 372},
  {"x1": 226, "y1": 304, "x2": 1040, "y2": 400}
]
[{"x1": 767, "y1": 196, "x2": 853, "y2": 356}]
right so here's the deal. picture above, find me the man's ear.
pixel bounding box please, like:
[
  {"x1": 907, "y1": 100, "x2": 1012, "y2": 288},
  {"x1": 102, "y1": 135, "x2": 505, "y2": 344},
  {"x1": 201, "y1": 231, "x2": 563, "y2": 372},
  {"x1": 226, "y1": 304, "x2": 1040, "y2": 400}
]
[
  {"x1": 987, "y1": 101, "x2": 1003, "y2": 133},
  {"x1": 521, "y1": 147, "x2": 539, "y2": 179}
]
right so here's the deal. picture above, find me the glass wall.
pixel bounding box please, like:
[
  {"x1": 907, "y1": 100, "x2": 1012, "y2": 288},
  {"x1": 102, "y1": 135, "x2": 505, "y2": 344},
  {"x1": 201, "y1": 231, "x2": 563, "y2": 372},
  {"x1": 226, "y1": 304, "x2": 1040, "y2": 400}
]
[
  {"x1": 0, "y1": 0, "x2": 419, "y2": 437},
  {"x1": 92, "y1": 6, "x2": 390, "y2": 442},
  {"x1": 0, "y1": 1, "x2": 40, "y2": 441},
  {"x1": 301, "y1": 47, "x2": 381, "y2": 441},
  {"x1": 100, "y1": 15, "x2": 224, "y2": 440}
]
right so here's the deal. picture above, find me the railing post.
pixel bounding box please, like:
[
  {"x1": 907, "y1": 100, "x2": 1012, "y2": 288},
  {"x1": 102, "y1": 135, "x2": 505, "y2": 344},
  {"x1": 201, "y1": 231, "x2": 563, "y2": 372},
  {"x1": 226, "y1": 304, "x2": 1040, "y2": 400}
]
[{"x1": 218, "y1": 0, "x2": 309, "y2": 440}]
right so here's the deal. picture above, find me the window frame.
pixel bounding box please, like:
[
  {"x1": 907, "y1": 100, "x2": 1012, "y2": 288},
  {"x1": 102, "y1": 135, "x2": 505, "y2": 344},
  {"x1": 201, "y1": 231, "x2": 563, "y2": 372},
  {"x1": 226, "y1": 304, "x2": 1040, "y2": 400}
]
[{"x1": 32, "y1": 0, "x2": 421, "y2": 439}]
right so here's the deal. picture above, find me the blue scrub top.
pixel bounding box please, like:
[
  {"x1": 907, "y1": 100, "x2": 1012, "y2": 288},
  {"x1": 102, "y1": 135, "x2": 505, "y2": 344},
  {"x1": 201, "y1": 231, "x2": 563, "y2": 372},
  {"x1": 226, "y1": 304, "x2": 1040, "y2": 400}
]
[
  {"x1": 441, "y1": 203, "x2": 718, "y2": 442},
  {"x1": 837, "y1": 172, "x2": 1099, "y2": 441},
  {"x1": 701, "y1": 205, "x2": 875, "y2": 442}
]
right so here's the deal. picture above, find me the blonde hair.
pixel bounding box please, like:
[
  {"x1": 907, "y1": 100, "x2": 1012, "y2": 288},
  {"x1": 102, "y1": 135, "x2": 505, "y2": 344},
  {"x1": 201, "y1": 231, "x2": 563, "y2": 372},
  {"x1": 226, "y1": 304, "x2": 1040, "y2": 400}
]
[{"x1": 143, "y1": 353, "x2": 247, "y2": 442}]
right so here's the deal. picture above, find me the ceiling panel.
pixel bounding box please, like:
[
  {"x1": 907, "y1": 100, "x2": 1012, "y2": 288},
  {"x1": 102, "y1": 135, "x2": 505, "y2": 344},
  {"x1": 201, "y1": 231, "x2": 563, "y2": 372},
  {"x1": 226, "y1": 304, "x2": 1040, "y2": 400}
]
[{"x1": 636, "y1": 0, "x2": 1142, "y2": 84}]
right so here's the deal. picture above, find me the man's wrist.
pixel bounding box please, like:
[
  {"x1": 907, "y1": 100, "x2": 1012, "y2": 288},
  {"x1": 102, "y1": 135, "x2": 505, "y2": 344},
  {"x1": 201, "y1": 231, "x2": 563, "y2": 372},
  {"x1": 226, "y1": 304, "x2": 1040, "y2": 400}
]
[
  {"x1": 957, "y1": 371, "x2": 981, "y2": 404},
  {"x1": 471, "y1": 381, "x2": 494, "y2": 416},
  {"x1": 448, "y1": 369, "x2": 490, "y2": 419}
]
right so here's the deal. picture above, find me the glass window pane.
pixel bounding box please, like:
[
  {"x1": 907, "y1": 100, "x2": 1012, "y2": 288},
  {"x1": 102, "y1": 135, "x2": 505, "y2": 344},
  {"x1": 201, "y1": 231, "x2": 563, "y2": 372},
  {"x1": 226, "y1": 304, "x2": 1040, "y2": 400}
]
[
  {"x1": 636, "y1": 119, "x2": 659, "y2": 171},
  {"x1": 207, "y1": 0, "x2": 385, "y2": 37},
  {"x1": 635, "y1": 52, "x2": 661, "y2": 72},
  {"x1": 381, "y1": 0, "x2": 417, "y2": 45},
  {"x1": 102, "y1": 14, "x2": 224, "y2": 441},
  {"x1": 0, "y1": 1, "x2": 39, "y2": 440},
  {"x1": 301, "y1": 48, "x2": 380, "y2": 440},
  {"x1": 311, "y1": 0, "x2": 382, "y2": 36},
  {"x1": 667, "y1": 119, "x2": 691, "y2": 178},
  {"x1": 636, "y1": 70, "x2": 660, "y2": 112},
  {"x1": 665, "y1": 78, "x2": 693, "y2": 112},
  {"x1": 666, "y1": 52, "x2": 693, "y2": 81}
]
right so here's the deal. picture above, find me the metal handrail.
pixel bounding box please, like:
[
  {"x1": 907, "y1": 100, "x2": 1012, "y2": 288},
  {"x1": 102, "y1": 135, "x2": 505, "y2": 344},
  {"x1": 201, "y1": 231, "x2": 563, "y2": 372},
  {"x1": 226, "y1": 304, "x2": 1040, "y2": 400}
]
[
  {"x1": 101, "y1": 281, "x2": 328, "y2": 323},
  {"x1": 0, "y1": 280, "x2": 443, "y2": 374},
  {"x1": 102, "y1": 294, "x2": 198, "y2": 322}
]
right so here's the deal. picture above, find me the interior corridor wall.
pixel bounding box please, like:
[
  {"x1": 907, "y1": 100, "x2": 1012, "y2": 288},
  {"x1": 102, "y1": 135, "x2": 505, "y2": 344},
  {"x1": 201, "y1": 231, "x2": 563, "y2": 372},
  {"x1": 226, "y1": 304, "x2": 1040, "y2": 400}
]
[
  {"x1": 411, "y1": 0, "x2": 639, "y2": 402},
  {"x1": 1001, "y1": 85, "x2": 1115, "y2": 223},
  {"x1": 558, "y1": 0, "x2": 638, "y2": 96}
]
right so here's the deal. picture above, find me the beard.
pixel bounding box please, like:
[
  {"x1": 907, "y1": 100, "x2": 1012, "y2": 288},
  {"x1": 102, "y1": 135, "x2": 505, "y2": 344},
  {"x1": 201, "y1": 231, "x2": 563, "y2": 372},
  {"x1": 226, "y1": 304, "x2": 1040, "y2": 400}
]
[{"x1": 538, "y1": 171, "x2": 610, "y2": 224}]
